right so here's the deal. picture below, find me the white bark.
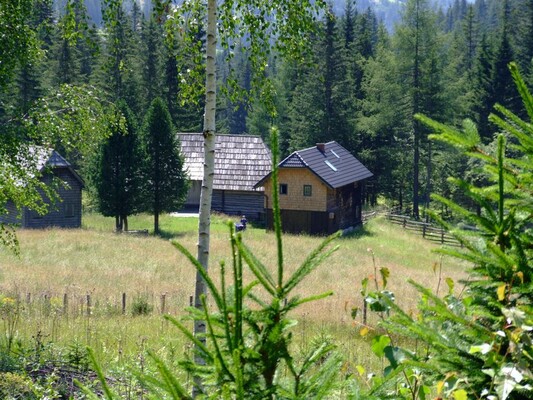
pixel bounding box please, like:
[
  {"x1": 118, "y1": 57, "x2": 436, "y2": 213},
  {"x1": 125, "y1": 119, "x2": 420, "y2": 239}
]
[{"x1": 192, "y1": 0, "x2": 216, "y2": 392}]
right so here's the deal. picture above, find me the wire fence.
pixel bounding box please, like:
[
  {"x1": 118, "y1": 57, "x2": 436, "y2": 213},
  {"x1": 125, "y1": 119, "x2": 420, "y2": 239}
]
[{"x1": 0, "y1": 290, "x2": 193, "y2": 319}]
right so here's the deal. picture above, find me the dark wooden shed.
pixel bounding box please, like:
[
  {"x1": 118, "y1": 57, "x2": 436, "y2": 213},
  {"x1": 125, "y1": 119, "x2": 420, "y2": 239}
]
[
  {"x1": 178, "y1": 133, "x2": 272, "y2": 220},
  {"x1": 1, "y1": 148, "x2": 84, "y2": 228},
  {"x1": 255, "y1": 142, "x2": 373, "y2": 235}
]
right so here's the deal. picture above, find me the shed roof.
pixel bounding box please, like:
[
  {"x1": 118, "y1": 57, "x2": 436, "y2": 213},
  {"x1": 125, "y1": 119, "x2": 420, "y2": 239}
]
[
  {"x1": 255, "y1": 141, "x2": 372, "y2": 189},
  {"x1": 34, "y1": 147, "x2": 71, "y2": 169},
  {"x1": 177, "y1": 133, "x2": 272, "y2": 192},
  {"x1": 29, "y1": 146, "x2": 84, "y2": 187}
]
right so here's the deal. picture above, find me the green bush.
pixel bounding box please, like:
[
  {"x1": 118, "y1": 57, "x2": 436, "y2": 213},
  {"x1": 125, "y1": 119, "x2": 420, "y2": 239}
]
[
  {"x1": 130, "y1": 296, "x2": 153, "y2": 316},
  {"x1": 0, "y1": 372, "x2": 37, "y2": 400}
]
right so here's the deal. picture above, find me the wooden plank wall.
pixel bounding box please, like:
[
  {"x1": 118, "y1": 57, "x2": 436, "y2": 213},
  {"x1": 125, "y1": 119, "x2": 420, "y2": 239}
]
[
  {"x1": 266, "y1": 209, "x2": 334, "y2": 235},
  {"x1": 0, "y1": 201, "x2": 21, "y2": 225},
  {"x1": 23, "y1": 169, "x2": 82, "y2": 228},
  {"x1": 212, "y1": 190, "x2": 265, "y2": 221}
]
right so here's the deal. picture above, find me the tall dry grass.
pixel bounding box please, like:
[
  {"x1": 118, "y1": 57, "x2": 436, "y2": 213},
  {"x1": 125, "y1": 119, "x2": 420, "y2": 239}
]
[{"x1": 0, "y1": 214, "x2": 469, "y2": 371}]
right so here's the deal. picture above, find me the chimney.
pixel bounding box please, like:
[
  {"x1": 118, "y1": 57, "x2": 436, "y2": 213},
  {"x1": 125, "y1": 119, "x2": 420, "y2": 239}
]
[{"x1": 316, "y1": 143, "x2": 325, "y2": 153}]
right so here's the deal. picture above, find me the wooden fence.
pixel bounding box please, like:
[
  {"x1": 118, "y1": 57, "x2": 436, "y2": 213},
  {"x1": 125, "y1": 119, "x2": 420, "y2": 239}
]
[
  {"x1": 1, "y1": 291, "x2": 194, "y2": 319},
  {"x1": 387, "y1": 213, "x2": 462, "y2": 247}
]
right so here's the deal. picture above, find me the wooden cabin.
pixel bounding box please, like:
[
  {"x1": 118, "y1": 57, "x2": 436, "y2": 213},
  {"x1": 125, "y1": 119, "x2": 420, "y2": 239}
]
[
  {"x1": 1, "y1": 148, "x2": 84, "y2": 228},
  {"x1": 178, "y1": 133, "x2": 272, "y2": 220},
  {"x1": 255, "y1": 142, "x2": 373, "y2": 235}
]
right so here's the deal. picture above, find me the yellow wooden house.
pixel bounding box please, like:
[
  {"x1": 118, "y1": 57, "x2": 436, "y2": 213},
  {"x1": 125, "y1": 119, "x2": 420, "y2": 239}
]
[{"x1": 255, "y1": 142, "x2": 372, "y2": 235}]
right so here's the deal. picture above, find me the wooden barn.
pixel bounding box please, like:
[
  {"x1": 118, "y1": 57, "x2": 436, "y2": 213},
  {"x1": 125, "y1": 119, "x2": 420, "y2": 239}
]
[
  {"x1": 178, "y1": 133, "x2": 272, "y2": 220},
  {"x1": 1, "y1": 148, "x2": 84, "y2": 228},
  {"x1": 255, "y1": 142, "x2": 373, "y2": 235}
]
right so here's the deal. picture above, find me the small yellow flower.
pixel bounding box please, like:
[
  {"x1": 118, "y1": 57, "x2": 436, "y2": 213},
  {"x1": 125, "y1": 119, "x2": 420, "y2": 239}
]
[{"x1": 1, "y1": 297, "x2": 16, "y2": 306}]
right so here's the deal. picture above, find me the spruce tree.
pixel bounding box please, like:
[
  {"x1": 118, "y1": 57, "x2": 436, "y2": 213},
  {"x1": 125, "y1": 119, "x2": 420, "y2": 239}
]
[
  {"x1": 472, "y1": 33, "x2": 494, "y2": 142},
  {"x1": 357, "y1": 27, "x2": 412, "y2": 207},
  {"x1": 90, "y1": 101, "x2": 143, "y2": 231},
  {"x1": 324, "y1": 7, "x2": 337, "y2": 140},
  {"x1": 342, "y1": 0, "x2": 356, "y2": 47},
  {"x1": 99, "y1": 0, "x2": 142, "y2": 114},
  {"x1": 141, "y1": 15, "x2": 163, "y2": 109},
  {"x1": 394, "y1": 0, "x2": 443, "y2": 218},
  {"x1": 491, "y1": 0, "x2": 520, "y2": 117},
  {"x1": 516, "y1": 0, "x2": 533, "y2": 82},
  {"x1": 48, "y1": 0, "x2": 86, "y2": 86},
  {"x1": 141, "y1": 97, "x2": 187, "y2": 235}
]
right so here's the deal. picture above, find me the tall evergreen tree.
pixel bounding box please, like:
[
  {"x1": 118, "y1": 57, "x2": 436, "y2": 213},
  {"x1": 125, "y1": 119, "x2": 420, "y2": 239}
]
[
  {"x1": 286, "y1": 27, "x2": 326, "y2": 151},
  {"x1": 342, "y1": 0, "x2": 356, "y2": 47},
  {"x1": 355, "y1": 7, "x2": 378, "y2": 59},
  {"x1": 14, "y1": 62, "x2": 42, "y2": 116},
  {"x1": 491, "y1": 0, "x2": 520, "y2": 117},
  {"x1": 99, "y1": 0, "x2": 142, "y2": 113},
  {"x1": 8, "y1": 0, "x2": 54, "y2": 116},
  {"x1": 90, "y1": 101, "x2": 143, "y2": 231},
  {"x1": 228, "y1": 47, "x2": 251, "y2": 135},
  {"x1": 141, "y1": 15, "x2": 163, "y2": 109},
  {"x1": 470, "y1": 34, "x2": 493, "y2": 143},
  {"x1": 324, "y1": 7, "x2": 337, "y2": 140},
  {"x1": 357, "y1": 26, "x2": 412, "y2": 206},
  {"x1": 463, "y1": 5, "x2": 478, "y2": 74},
  {"x1": 394, "y1": 0, "x2": 442, "y2": 218},
  {"x1": 141, "y1": 97, "x2": 187, "y2": 235},
  {"x1": 48, "y1": 0, "x2": 94, "y2": 86},
  {"x1": 516, "y1": 0, "x2": 533, "y2": 82}
]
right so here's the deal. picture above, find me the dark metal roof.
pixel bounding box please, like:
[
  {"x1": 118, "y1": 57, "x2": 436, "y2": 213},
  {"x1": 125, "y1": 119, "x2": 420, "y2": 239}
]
[
  {"x1": 32, "y1": 147, "x2": 84, "y2": 187},
  {"x1": 255, "y1": 141, "x2": 372, "y2": 189},
  {"x1": 35, "y1": 148, "x2": 71, "y2": 170},
  {"x1": 281, "y1": 153, "x2": 307, "y2": 168},
  {"x1": 177, "y1": 133, "x2": 272, "y2": 191}
]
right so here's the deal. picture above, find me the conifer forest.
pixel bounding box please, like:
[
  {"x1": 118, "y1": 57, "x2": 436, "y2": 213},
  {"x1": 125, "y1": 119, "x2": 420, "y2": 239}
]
[{"x1": 3, "y1": 0, "x2": 533, "y2": 217}]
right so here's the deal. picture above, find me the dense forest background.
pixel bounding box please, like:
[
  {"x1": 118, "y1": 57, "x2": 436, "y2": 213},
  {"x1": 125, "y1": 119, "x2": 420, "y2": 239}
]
[
  {"x1": 56, "y1": 0, "x2": 474, "y2": 31},
  {"x1": 2, "y1": 0, "x2": 532, "y2": 218}
]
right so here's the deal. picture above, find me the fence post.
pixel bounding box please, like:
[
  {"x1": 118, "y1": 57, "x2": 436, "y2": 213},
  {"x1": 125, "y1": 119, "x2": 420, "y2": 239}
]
[
  {"x1": 86, "y1": 294, "x2": 91, "y2": 316},
  {"x1": 423, "y1": 224, "x2": 426, "y2": 238},
  {"x1": 122, "y1": 293, "x2": 127, "y2": 315},
  {"x1": 160, "y1": 294, "x2": 166, "y2": 314},
  {"x1": 403, "y1": 217, "x2": 406, "y2": 228},
  {"x1": 26, "y1": 293, "x2": 31, "y2": 315},
  {"x1": 441, "y1": 228, "x2": 444, "y2": 244},
  {"x1": 43, "y1": 294, "x2": 51, "y2": 317},
  {"x1": 63, "y1": 293, "x2": 68, "y2": 316}
]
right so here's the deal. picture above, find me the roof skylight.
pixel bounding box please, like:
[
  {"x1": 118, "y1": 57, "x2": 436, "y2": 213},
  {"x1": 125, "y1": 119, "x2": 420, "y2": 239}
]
[
  {"x1": 325, "y1": 160, "x2": 337, "y2": 171},
  {"x1": 331, "y1": 150, "x2": 340, "y2": 158}
]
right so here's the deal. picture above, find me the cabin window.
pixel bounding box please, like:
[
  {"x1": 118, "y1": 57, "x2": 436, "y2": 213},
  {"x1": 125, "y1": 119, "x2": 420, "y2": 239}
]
[
  {"x1": 64, "y1": 203, "x2": 75, "y2": 218},
  {"x1": 279, "y1": 184, "x2": 288, "y2": 195},
  {"x1": 303, "y1": 185, "x2": 312, "y2": 197}
]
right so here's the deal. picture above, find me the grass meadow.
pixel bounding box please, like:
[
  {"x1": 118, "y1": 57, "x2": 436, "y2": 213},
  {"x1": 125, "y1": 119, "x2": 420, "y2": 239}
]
[{"x1": 0, "y1": 212, "x2": 469, "y2": 387}]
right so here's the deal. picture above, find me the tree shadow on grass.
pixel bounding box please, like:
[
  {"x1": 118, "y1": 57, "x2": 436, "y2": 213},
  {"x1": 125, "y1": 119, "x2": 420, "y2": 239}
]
[
  {"x1": 338, "y1": 224, "x2": 374, "y2": 240},
  {"x1": 156, "y1": 229, "x2": 187, "y2": 240}
]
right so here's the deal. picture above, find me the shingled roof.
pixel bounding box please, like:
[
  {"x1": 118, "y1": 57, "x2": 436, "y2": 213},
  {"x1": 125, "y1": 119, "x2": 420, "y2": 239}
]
[
  {"x1": 256, "y1": 141, "x2": 372, "y2": 189},
  {"x1": 178, "y1": 133, "x2": 272, "y2": 191}
]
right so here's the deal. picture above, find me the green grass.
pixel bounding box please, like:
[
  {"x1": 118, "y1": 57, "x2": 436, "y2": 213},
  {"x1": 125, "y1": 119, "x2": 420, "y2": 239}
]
[{"x1": 0, "y1": 212, "x2": 469, "y2": 379}]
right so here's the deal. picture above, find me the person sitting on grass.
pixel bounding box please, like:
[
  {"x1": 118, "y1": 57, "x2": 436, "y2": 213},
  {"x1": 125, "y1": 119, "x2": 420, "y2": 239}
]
[{"x1": 235, "y1": 215, "x2": 247, "y2": 231}]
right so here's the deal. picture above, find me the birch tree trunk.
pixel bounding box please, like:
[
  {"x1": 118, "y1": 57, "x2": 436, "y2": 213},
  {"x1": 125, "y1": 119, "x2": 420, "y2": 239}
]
[
  {"x1": 185, "y1": 0, "x2": 325, "y2": 394},
  {"x1": 192, "y1": 0, "x2": 216, "y2": 389}
]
